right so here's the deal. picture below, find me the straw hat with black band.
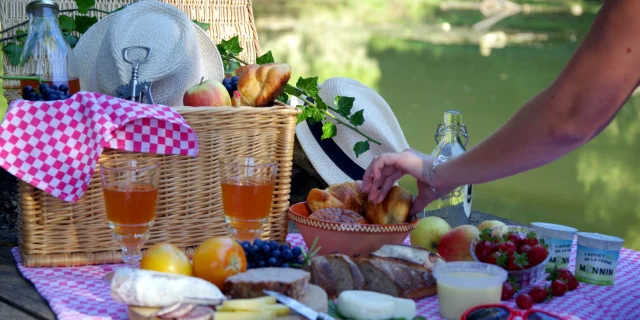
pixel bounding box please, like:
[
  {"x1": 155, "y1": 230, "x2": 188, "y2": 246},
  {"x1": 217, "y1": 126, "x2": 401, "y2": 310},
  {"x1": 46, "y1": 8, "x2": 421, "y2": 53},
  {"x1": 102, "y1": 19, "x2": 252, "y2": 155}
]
[
  {"x1": 73, "y1": 0, "x2": 224, "y2": 106},
  {"x1": 294, "y1": 77, "x2": 411, "y2": 186}
]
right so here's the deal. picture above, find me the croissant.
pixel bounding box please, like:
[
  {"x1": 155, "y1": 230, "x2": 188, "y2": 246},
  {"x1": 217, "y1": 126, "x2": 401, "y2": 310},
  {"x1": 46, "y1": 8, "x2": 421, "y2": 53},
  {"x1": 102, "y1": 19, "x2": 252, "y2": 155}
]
[
  {"x1": 306, "y1": 181, "x2": 365, "y2": 213},
  {"x1": 236, "y1": 63, "x2": 291, "y2": 107},
  {"x1": 363, "y1": 186, "x2": 412, "y2": 225},
  {"x1": 306, "y1": 181, "x2": 413, "y2": 225}
]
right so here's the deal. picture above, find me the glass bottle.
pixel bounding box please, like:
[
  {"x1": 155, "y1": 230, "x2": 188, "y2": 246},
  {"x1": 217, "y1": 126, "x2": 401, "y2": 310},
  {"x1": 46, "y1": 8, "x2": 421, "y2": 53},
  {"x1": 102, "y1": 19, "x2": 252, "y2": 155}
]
[
  {"x1": 425, "y1": 110, "x2": 473, "y2": 227},
  {"x1": 19, "y1": 0, "x2": 80, "y2": 96}
]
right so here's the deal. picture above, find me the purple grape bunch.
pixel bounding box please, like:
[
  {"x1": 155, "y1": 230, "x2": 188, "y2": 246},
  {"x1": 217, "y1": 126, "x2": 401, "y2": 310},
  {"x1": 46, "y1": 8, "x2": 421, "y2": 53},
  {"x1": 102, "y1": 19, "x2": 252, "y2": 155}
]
[
  {"x1": 239, "y1": 238, "x2": 304, "y2": 269},
  {"x1": 21, "y1": 83, "x2": 71, "y2": 102}
]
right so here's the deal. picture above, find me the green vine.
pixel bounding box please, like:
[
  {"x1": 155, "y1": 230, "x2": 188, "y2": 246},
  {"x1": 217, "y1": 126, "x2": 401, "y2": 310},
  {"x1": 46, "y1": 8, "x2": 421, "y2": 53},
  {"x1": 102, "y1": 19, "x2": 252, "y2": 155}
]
[{"x1": 217, "y1": 36, "x2": 380, "y2": 157}]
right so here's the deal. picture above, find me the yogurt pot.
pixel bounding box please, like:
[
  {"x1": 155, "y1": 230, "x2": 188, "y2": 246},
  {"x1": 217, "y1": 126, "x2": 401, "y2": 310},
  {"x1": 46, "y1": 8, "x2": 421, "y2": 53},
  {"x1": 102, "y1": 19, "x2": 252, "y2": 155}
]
[
  {"x1": 530, "y1": 222, "x2": 578, "y2": 271},
  {"x1": 575, "y1": 232, "x2": 624, "y2": 286},
  {"x1": 433, "y1": 261, "x2": 507, "y2": 320}
]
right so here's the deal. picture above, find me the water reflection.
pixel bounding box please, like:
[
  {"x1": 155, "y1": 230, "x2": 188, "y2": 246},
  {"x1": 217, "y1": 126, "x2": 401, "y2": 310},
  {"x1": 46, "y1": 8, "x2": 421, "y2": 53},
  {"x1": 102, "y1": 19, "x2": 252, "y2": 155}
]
[{"x1": 253, "y1": 0, "x2": 638, "y2": 250}]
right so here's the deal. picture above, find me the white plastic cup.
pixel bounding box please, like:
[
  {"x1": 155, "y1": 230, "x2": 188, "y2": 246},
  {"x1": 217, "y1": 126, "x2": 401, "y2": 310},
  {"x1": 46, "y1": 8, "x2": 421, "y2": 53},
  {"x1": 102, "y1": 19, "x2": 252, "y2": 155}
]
[
  {"x1": 575, "y1": 232, "x2": 624, "y2": 286},
  {"x1": 530, "y1": 222, "x2": 578, "y2": 271},
  {"x1": 433, "y1": 262, "x2": 507, "y2": 320}
]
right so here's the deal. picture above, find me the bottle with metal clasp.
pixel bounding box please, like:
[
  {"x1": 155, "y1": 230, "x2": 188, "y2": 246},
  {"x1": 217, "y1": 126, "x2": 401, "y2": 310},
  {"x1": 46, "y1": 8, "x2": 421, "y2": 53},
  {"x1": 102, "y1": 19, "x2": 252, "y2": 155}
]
[{"x1": 425, "y1": 110, "x2": 473, "y2": 227}]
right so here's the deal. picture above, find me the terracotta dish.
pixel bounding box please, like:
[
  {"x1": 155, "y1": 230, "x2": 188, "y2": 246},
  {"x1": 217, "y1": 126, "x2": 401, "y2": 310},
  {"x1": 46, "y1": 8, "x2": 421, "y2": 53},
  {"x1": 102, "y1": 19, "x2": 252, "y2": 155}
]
[{"x1": 288, "y1": 202, "x2": 419, "y2": 256}]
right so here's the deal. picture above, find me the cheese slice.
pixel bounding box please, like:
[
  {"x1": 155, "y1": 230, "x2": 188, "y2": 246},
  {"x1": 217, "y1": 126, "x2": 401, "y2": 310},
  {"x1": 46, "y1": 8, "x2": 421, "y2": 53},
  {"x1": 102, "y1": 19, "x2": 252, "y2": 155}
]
[{"x1": 337, "y1": 290, "x2": 417, "y2": 320}]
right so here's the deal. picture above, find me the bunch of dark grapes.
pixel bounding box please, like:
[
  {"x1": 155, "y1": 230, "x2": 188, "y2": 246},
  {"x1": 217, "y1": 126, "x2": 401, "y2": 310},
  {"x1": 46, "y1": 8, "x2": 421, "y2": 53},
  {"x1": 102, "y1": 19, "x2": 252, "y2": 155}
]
[
  {"x1": 21, "y1": 83, "x2": 71, "y2": 102},
  {"x1": 222, "y1": 76, "x2": 239, "y2": 97},
  {"x1": 240, "y1": 239, "x2": 304, "y2": 269}
]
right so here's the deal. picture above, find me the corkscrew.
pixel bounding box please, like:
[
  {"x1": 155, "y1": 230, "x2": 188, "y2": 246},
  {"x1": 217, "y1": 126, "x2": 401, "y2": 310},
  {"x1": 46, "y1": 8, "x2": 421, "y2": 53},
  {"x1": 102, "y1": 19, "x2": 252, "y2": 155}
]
[{"x1": 116, "y1": 46, "x2": 155, "y2": 104}]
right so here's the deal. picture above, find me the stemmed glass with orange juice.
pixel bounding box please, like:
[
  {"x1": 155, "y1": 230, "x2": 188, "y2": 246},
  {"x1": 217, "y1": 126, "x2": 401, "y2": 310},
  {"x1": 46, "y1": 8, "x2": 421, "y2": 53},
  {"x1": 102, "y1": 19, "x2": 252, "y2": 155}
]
[
  {"x1": 220, "y1": 156, "x2": 277, "y2": 241},
  {"x1": 100, "y1": 159, "x2": 160, "y2": 267}
]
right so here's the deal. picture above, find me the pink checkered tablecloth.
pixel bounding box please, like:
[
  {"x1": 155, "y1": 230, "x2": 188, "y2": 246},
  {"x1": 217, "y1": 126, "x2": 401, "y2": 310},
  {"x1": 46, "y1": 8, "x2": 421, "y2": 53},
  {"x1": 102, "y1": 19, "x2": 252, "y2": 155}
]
[{"x1": 10, "y1": 233, "x2": 640, "y2": 320}]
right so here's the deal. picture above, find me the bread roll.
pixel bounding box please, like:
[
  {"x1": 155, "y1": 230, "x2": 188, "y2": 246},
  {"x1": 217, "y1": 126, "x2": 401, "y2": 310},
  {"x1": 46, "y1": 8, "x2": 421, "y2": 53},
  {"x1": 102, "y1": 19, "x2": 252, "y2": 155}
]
[
  {"x1": 309, "y1": 208, "x2": 367, "y2": 224},
  {"x1": 236, "y1": 63, "x2": 291, "y2": 107},
  {"x1": 363, "y1": 186, "x2": 412, "y2": 224},
  {"x1": 306, "y1": 181, "x2": 365, "y2": 213}
]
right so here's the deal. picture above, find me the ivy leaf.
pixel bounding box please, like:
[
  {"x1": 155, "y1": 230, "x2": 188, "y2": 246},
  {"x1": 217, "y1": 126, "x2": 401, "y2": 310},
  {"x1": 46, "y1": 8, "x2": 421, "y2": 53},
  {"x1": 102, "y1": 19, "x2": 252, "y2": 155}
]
[
  {"x1": 58, "y1": 15, "x2": 76, "y2": 32},
  {"x1": 75, "y1": 16, "x2": 98, "y2": 33},
  {"x1": 75, "y1": 0, "x2": 95, "y2": 14},
  {"x1": 353, "y1": 141, "x2": 370, "y2": 158},
  {"x1": 2, "y1": 43, "x2": 24, "y2": 66},
  {"x1": 296, "y1": 76, "x2": 319, "y2": 97},
  {"x1": 335, "y1": 96, "x2": 355, "y2": 117},
  {"x1": 321, "y1": 122, "x2": 337, "y2": 140},
  {"x1": 224, "y1": 60, "x2": 240, "y2": 75},
  {"x1": 308, "y1": 107, "x2": 324, "y2": 124},
  {"x1": 111, "y1": 5, "x2": 127, "y2": 13},
  {"x1": 192, "y1": 20, "x2": 210, "y2": 31},
  {"x1": 256, "y1": 51, "x2": 275, "y2": 65},
  {"x1": 15, "y1": 30, "x2": 27, "y2": 45},
  {"x1": 276, "y1": 91, "x2": 289, "y2": 104},
  {"x1": 349, "y1": 109, "x2": 364, "y2": 126},
  {"x1": 285, "y1": 84, "x2": 302, "y2": 96},
  {"x1": 216, "y1": 36, "x2": 243, "y2": 57},
  {"x1": 296, "y1": 106, "x2": 311, "y2": 124},
  {"x1": 315, "y1": 98, "x2": 328, "y2": 112},
  {"x1": 63, "y1": 34, "x2": 80, "y2": 48}
]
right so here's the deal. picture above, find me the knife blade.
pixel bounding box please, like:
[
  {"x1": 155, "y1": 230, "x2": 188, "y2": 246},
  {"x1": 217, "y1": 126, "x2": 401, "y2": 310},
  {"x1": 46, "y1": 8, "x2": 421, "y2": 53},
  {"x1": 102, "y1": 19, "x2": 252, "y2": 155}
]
[{"x1": 263, "y1": 290, "x2": 335, "y2": 320}]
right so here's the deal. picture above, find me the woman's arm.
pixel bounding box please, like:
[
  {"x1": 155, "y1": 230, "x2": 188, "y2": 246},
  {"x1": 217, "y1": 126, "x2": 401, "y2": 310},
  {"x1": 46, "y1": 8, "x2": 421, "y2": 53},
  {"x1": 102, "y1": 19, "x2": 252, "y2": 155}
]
[{"x1": 434, "y1": 0, "x2": 640, "y2": 194}]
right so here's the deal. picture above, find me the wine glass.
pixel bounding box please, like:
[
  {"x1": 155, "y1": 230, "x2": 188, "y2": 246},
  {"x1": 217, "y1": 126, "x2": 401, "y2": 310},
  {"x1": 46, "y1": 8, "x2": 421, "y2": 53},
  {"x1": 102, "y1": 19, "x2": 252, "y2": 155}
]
[
  {"x1": 220, "y1": 156, "x2": 277, "y2": 241},
  {"x1": 100, "y1": 158, "x2": 160, "y2": 267}
]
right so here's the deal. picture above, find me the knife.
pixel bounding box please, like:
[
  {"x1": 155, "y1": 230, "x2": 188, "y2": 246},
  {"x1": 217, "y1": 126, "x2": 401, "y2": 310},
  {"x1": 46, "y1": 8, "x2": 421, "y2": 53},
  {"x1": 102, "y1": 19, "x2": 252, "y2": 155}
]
[{"x1": 263, "y1": 290, "x2": 335, "y2": 320}]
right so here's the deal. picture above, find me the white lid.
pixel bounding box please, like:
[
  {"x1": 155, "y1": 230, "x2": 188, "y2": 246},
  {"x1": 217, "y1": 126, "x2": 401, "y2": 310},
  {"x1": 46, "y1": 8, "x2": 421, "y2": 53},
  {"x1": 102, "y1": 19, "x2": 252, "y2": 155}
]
[
  {"x1": 577, "y1": 232, "x2": 624, "y2": 251},
  {"x1": 530, "y1": 222, "x2": 577, "y2": 239},
  {"x1": 433, "y1": 262, "x2": 507, "y2": 288}
]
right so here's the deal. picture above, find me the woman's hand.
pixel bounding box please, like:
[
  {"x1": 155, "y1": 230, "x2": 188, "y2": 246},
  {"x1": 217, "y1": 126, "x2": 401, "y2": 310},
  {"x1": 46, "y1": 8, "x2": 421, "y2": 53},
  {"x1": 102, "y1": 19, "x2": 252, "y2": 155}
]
[{"x1": 362, "y1": 149, "x2": 446, "y2": 215}]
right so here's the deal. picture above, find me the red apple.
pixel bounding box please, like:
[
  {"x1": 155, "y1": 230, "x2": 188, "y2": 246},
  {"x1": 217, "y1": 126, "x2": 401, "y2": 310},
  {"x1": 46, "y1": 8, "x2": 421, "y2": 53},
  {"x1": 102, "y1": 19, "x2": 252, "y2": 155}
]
[
  {"x1": 437, "y1": 224, "x2": 480, "y2": 262},
  {"x1": 183, "y1": 77, "x2": 231, "y2": 107}
]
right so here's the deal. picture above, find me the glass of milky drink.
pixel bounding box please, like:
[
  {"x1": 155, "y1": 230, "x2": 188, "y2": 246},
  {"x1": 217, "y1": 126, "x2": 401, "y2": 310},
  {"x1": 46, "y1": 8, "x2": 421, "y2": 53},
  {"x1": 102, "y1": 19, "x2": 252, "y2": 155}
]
[
  {"x1": 220, "y1": 156, "x2": 277, "y2": 241},
  {"x1": 433, "y1": 261, "x2": 507, "y2": 320},
  {"x1": 100, "y1": 159, "x2": 160, "y2": 268}
]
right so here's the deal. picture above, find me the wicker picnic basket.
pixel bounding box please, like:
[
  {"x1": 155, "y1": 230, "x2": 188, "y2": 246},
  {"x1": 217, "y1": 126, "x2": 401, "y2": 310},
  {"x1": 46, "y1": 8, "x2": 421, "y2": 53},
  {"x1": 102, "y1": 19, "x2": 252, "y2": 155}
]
[{"x1": 1, "y1": 0, "x2": 300, "y2": 267}]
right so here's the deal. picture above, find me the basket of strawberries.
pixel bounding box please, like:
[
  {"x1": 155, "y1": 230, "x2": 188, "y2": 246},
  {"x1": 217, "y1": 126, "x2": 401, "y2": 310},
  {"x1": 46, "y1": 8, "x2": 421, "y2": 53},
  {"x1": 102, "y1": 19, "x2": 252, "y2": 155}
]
[{"x1": 470, "y1": 225, "x2": 550, "y2": 288}]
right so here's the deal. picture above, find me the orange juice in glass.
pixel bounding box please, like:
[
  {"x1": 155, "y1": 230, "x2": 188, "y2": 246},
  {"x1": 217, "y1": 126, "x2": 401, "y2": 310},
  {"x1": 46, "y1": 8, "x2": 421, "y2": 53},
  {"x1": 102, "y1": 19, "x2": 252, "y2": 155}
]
[
  {"x1": 220, "y1": 156, "x2": 277, "y2": 241},
  {"x1": 100, "y1": 159, "x2": 160, "y2": 267}
]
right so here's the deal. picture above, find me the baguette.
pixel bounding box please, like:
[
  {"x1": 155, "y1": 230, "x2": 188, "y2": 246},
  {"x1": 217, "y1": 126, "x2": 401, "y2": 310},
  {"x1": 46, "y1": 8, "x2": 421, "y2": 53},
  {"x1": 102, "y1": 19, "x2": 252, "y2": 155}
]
[
  {"x1": 309, "y1": 256, "x2": 339, "y2": 299},
  {"x1": 354, "y1": 255, "x2": 437, "y2": 299}
]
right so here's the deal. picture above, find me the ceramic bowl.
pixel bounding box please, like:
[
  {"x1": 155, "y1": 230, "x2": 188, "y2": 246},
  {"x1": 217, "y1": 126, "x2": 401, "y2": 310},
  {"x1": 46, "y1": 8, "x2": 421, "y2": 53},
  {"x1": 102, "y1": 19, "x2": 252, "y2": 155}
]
[
  {"x1": 288, "y1": 202, "x2": 419, "y2": 256},
  {"x1": 470, "y1": 225, "x2": 551, "y2": 288}
]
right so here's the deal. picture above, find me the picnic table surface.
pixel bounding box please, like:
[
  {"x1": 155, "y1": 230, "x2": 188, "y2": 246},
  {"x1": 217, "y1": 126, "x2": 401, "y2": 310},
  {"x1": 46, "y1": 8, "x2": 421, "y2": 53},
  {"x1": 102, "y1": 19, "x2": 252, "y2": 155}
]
[{"x1": 0, "y1": 210, "x2": 520, "y2": 319}]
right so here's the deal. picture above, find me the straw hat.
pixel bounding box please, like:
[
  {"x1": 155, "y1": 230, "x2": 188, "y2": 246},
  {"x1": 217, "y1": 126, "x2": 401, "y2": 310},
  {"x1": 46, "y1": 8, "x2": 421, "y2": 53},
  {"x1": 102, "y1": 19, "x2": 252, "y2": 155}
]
[
  {"x1": 295, "y1": 77, "x2": 410, "y2": 185},
  {"x1": 74, "y1": 0, "x2": 224, "y2": 106}
]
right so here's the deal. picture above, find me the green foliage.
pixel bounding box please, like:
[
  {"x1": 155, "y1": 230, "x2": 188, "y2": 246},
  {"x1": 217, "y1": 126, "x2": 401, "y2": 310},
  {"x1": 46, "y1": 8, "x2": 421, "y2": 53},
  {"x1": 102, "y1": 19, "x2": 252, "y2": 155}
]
[
  {"x1": 216, "y1": 35, "x2": 378, "y2": 157},
  {"x1": 191, "y1": 20, "x2": 210, "y2": 31}
]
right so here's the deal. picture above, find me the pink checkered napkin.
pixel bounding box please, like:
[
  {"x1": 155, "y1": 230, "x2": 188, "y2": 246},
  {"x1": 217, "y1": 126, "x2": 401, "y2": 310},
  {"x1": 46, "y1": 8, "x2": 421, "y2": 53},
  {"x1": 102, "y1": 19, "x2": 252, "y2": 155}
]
[{"x1": 0, "y1": 91, "x2": 198, "y2": 203}]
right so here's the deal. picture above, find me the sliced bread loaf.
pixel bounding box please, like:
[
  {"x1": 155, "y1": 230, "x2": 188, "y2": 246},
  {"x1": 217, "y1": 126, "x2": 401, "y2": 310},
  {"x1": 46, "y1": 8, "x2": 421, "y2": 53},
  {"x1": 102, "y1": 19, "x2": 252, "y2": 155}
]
[
  {"x1": 325, "y1": 254, "x2": 366, "y2": 294},
  {"x1": 354, "y1": 256, "x2": 437, "y2": 299},
  {"x1": 309, "y1": 256, "x2": 339, "y2": 299},
  {"x1": 223, "y1": 267, "x2": 310, "y2": 300}
]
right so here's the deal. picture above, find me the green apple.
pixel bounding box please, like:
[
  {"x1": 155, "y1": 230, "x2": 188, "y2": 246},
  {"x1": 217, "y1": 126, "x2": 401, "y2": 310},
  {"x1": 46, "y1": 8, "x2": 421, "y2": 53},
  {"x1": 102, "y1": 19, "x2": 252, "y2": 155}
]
[
  {"x1": 477, "y1": 220, "x2": 507, "y2": 233},
  {"x1": 410, "y1": 216, "x2": 452, "y2": 252}
]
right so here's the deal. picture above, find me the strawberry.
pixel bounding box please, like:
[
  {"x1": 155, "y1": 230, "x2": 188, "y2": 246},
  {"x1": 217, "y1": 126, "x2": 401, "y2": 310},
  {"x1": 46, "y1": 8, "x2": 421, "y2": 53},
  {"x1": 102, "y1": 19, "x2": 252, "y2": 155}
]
[
  {"x1": 486, "y1": 251, "x2": 503, "y2": 266},
  {"x1": 551, "y1": 279, "x2": 567, "y2": 297},
  {"x1": 568, "y1": 277, "x2": 579, "y2": 291},
  {"x1": 527, "y1": 244, "x2": 548, "y2": 267},
  {"x1": 547, "y1": 265, "x2": 575, "y2": 283},
  {"x1": 475, "y1": 240, "x2": 496, "y2": 262},
  {"x1": 516, "y1": 293, "x2": 534, "y2": 310},
  {"x1": 518, "y1": 244, "x2": 532, "y2": 255},
  {"x1": 507, "y1": 252, "x2": 529, "y2": 270},
  {"x1": 501, "y1": 281, "x2": 515, "y2": 300},
  {"x1": 506, "y1": 232, "x2": 524, "y2": 247},
  {"x1": 528, "y1": 285, "x2": 549, "y2": 303},
  {"x1": 479, "y1": 228, "x2": 498, "y2": 243},
  {"x1": 498, "y1": 241, "x2": 517, "y2": 256},
  {"x1": 522, "y1": 231, "x2": 539, "y2": 247}
]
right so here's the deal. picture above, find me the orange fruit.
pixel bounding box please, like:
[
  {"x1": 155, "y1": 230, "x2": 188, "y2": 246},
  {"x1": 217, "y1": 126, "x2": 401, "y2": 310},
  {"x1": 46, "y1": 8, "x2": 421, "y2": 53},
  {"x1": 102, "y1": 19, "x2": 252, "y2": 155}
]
[
  {"x1": 193, "y1": 236, "x2": 247, "y2": 288},
  {"x1": 140, "y1": 243, "x2": 192, "y2": 276}
]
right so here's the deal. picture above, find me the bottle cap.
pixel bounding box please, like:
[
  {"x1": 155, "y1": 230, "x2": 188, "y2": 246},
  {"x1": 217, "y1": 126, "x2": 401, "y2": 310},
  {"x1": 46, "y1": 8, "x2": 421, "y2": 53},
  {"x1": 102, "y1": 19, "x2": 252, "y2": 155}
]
[
  {"x1": 26, "y1": 0, "x2": 59, "y2": 15},
  {"x1": 443, "y1": 110, "x2": 462, "y2": 126}
]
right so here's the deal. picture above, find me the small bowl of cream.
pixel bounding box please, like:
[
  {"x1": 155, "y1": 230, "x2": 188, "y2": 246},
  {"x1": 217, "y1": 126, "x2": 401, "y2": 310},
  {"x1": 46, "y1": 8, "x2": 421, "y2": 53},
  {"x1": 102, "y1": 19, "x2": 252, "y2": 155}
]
[
  {"x1": 433, "y1": 261, "x2": 507, "y2": 320},
  {"x1": 575, "y1": 232, "x2": 624, "y2": 286},
  {"x1": 530, "y1": 222, "x2": 578, "y2": 271}
]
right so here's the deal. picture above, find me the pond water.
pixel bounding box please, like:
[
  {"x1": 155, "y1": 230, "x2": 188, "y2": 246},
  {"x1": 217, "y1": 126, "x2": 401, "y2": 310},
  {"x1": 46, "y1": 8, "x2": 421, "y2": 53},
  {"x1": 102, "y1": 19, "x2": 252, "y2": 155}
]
[{"x1": 252, "y1": 1, "x2": 640, "y2": 251}]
